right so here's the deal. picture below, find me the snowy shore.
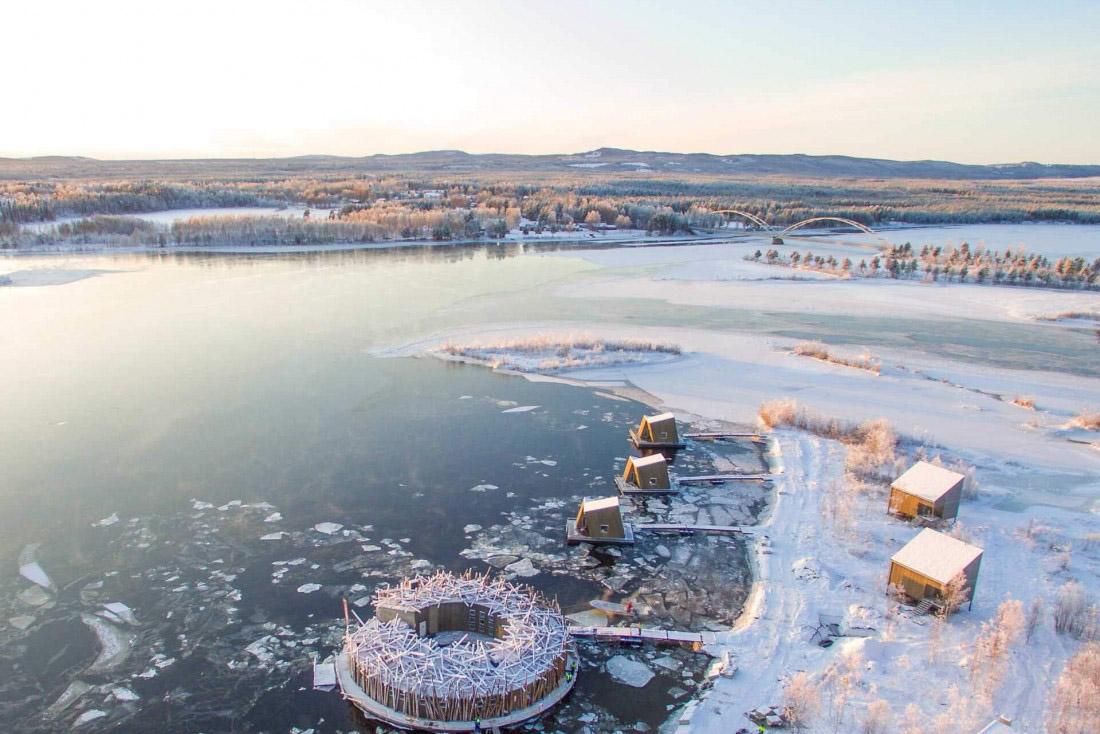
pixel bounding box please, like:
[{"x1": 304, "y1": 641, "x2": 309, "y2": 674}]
[{"x1": 395, "y1": 234, "x2": 1100, "y2": 730}]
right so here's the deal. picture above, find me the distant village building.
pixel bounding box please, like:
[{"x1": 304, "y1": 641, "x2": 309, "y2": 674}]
[
  {"x1": 888, "y1": 461, "x2": 965, "y2": 522},
  {"x1": 889, "y1": 528, "x2": 983, "y2": 611},
  {"x1": 567, "y1": 497, "x2": 634, "y2": 545},
  {"x1": 629, "y1": 412, "x2": 686, "y2": 449},
  {"x1": 616, "y1": 454, "x2": 674, "y2": 494}
]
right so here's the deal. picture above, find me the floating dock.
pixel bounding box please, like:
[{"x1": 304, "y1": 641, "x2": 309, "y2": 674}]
[
  {"x1": 683, "y1": 431, "x2": 766, "y2": 441},
  {"x1": 614, "y1": 476, "x2": 679, "y2": 496},
  {"x1": 628, "y1": 428, "x2": 686, "y2": 450},
  {"x1": 675, "y1": 473, "x2": 771, "y2": 485},
  {"x1": 568, "y1": 625, "x2": 717, "y2": 649},
  {"x1": 565, "y1": 520, "x2": 636, "y2": 545},
  {"x1": 635, "y1": 524, "x2": 752, "y2": 536}
]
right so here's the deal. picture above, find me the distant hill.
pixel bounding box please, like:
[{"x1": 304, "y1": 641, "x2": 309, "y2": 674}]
[{"x1": 2, "y1": 148, "x2": 1099, "y2": 180}]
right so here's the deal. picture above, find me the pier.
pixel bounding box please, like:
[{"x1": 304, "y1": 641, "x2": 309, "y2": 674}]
[
  {"x1": 635, "y1": 523, "x2": 752, "y2": 536},
  {"x1": 568, "y1": 625, "x2": 716, "y2": 649},
  {"x1": 675, "y1": 473, "x2": 771, "y2": 485}
]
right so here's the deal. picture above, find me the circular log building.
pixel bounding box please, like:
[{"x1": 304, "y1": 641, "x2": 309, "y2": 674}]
[{"x1": 336, "y1": 571, "x2": 577, "y2": 732}]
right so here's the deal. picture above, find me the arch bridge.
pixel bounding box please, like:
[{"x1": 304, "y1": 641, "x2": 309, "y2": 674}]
[{"x1": 707, "y1": 212, "x2": 888, "y2": 247}]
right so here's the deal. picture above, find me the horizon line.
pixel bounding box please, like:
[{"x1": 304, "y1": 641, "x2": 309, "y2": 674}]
[{"x1": 2, "y1": 148, "x2": 1098, "y2": 168}]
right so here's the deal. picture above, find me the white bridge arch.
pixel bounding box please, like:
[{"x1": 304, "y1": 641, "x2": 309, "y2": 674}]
[
  {"x1": 711, "y1": 209, "x2": 774, "y2": 231},
  {"x1": 779, "y1": 217, "x2": 875, "y2": 236}
]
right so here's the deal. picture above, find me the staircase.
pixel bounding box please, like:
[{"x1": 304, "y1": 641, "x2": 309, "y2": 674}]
[{"x1": 915, "y1": 598, "x2": 937, "y2": 615}]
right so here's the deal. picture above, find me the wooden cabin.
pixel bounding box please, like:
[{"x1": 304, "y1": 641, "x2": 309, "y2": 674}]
[
  {"x1": 888, "y1": 528, "x2": 982, "y2": 611},
  {"x1": 629, "y1": 412, "x2": 686, "y2": 449},
  {"x1": 615, "y1": 454, "x2": 674, "y2": 495},
  {"x1": 888, "y1": 461, "x2": 964, "y2": 522},
  {"x1": 566, "y1": 496, "x2": 634, "y2": 545}
]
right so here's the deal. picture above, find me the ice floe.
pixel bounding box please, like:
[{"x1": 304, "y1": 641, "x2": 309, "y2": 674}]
[
  {"x1": 606, "y1": 655, "x2": 655, "y2": 687},
  {"x1": 501, "y1": 405, "x2": 539, "y2": 413}
]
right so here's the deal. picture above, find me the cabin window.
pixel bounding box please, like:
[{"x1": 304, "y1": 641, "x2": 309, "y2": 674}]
[
  {"x1": 648, "y1": 477, "x2": 657, "y2": 486},
  {"x1": 917, "y1": 503, "x2": 936, "y2": 518},
  {"x1": 599, "y1": 523, "x2": 609, "y2": 533}
]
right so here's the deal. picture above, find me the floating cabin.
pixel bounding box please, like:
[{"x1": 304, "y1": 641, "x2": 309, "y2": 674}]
[
  {"x1": 888, "y1": 528, "x2": 983, "y2": 611},
  {"x1": 337, "y1": 571, "x2": 577, "y2": 731},
  {"x1": 566, "y1": 496, "x2": 634, "y2": 545},
  {"x1": 629, "y1": 412, "x2": 686, "y2": 449},
  {"x1": 615, "y1": 454, "x2": 675, "y2": 495},
  {"x1": 888, "y1": 461, "x2": 965, "y2": 522}
]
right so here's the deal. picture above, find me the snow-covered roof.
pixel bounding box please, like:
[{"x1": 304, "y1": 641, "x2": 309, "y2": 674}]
[
  {"x1": 645, "y1": 412, "x2": 675, "y2": 424},
  {"x1": 891, "y1": 528, "x2": 983, "y2": 585},
  {"x1": 630, "y1": 454, "x2": 666, "y2": 469},
  {"x1": 891, "y1": 461, "x2": 964, "y2": 503},
  {"x1": 584, "y1": 496, "x2": 620, "y2": 512}
]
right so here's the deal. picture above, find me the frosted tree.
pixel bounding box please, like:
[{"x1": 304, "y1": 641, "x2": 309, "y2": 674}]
[
  {"x1": 941, "y1": 571, "x2": 971, "y2": 617},
  {"x1": 782, "y1": 672, "x2": 821, "y2": 732},
  {"x1": 1049, "y1": 642, "x2": 1100, "y2": 734},
  {"x1": 860, "y1": 699, "x2": 892, "y2": 734}
]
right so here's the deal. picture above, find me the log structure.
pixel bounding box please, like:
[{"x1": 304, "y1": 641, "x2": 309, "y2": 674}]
[{"x1": 340, "y1": 571, "x2": 576, "y2": 730}]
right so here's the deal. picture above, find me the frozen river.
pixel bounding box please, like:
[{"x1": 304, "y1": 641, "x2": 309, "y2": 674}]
[
  {"x1": 1, "y1": 223, "x2": 1097, "y2": 731},
  {"x1": 0, "y1": 248, "x2": 759, "y2": 733}
]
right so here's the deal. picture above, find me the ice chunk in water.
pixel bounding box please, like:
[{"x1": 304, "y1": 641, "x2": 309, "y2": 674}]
[
  {"x1": 297, "y1": 583, "x2": 322, "y2": 594},
  {"x1": 74, "y1": 710, "x2": 107, "y2": 727},
  {"x1": 313, "y1": 522, "x2": 343, "y2": 535},
  {"x1": 102, "y1": 602, "x2": 138, "y2": 625},
  {"x1": 606, "y1": 655, "x2": 655, "y2": 687}
]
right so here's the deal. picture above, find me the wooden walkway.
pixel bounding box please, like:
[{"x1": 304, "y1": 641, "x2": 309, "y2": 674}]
[
  {"x1": 635, "y1": 523, "x2": 752, "y2": 536},
  {"x1": 569, "y1": 625, "x2": 717, "y2": 648},
  {"x1": 675, "y1": 473, "x2": 771, "y2": 484},
  {"x1": 683, "y1": 431, "x2": 766, "y2": 440}
]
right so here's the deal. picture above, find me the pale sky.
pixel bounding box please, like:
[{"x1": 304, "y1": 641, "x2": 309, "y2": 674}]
[{"x1": 4, "y1": 0, "x2": 1098, "y2": 163}]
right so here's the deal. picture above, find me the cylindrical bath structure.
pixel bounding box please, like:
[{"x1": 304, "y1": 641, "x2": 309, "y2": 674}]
[{"x1": 336, "y1": 571, "x2": 577, "y2": 732}]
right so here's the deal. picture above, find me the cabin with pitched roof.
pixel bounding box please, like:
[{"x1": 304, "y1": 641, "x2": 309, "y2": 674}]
[
  {"x1": 629, "y1": 412, "x2": 685, "y2": 449},
  {"x1": 566, "y1": 496, "x2": 634, "y2": 545},
  {"x1": 615, "y1": 454, "x2": 674, "y2": 495},
  {"x1": 888, "y1": 461, "x2": 965, "y2": 522},
  {"x1": 889, "y1": 528, "x2": 983, "y2": 611}
]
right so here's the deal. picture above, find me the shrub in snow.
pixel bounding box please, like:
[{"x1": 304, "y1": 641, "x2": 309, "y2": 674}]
[
  {"x1": 782, "y1": 671, "x2": 821, "y2": 732},
  {"x1": 1049, "y1": 642, "x2": 1100, "y2": 734},
  {"x1": 860, "y1": 699, "x2": 892, "y2": 734},
  {"x1": 1053, "y1": 581, "x2": 1099, "y2": 640}
]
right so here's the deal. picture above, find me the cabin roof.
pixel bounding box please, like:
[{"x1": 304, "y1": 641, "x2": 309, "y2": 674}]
[
  {"x1": 892, "y1": 461, "x2": 964, "y2": 503},
  {"x1": 583, "y1": 496, "x2": 620, "y2": 512},
  {"x1": 891, "y1": 528, "x2": 983, "y2": 585},
  {"x1": 629, "y1": 454, "x2": 666, "y2": 469},
  {"x1": 645, "y1": 412, "x2": 676, "y2": 424}
]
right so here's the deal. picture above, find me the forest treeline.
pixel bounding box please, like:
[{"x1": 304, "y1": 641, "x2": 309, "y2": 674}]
[{"x1": 3, "y1": 173, "x2": 1100, "y2": 234}]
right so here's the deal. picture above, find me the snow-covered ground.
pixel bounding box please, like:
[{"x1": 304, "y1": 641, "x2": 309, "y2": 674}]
[
  {"x1": 18, "y1": 206, "x2": 327, "y2": 233},
  {"x1": 391, "y1": 236, "x2": 1100, "y2": 732}
]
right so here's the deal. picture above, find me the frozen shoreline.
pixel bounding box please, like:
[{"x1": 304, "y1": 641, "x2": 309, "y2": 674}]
[{"x1": 411, "y1": 345, "x2": 1091, "y2": 734}]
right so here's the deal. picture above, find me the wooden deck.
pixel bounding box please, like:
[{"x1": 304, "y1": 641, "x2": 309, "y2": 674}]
[
  {"x1": 565, "y1": 521, "x2": 636, "y2": 545},
  {"x1": 634, "y1": 523, "x2": 752, "y2": 536},
  {"x1": 675, "y1": 473, "x2": 771, "y2": 485},
  {"x1": 683, "y1": 431, "x2": 766, "y2": 441},
  {"x1": 628, "y1": 428, "x2": 686, "y2": 450},
  {"x1": 568, "y1": 625, "x2": 717, "y2": 648},
  {"x1": 614, "y1": 476, "x2": 679, "y2": 496}
]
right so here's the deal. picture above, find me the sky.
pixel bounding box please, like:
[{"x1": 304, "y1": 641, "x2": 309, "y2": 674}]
[{"x1": 3, "y1": 0, "x2": 1099, "y2": 163}]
